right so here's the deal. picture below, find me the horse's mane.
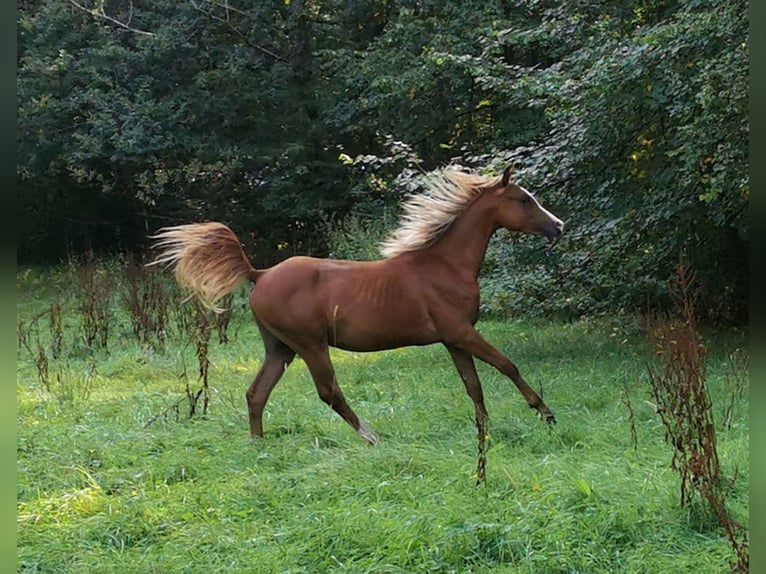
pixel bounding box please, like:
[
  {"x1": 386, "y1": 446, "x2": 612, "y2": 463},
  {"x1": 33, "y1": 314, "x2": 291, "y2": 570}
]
[{"x1": 379, "y1": 168, "x2": 500, "y2": 259}]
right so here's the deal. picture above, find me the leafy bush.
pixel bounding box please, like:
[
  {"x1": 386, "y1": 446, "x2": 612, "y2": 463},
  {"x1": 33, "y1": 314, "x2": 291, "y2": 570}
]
[{"x1": 326, "y1": 212, "x2": 396, "y2": 262}]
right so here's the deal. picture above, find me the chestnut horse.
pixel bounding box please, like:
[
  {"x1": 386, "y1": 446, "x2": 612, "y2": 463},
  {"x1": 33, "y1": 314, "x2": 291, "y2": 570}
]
[{"x1": 150, "y1": 166, "x2": 564, "y2": 479}]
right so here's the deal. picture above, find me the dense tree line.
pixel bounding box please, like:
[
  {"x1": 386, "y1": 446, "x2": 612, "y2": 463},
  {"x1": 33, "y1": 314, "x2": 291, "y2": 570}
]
[{"x1": 17, "y1": 0, "x2": 748, "y2": 322}]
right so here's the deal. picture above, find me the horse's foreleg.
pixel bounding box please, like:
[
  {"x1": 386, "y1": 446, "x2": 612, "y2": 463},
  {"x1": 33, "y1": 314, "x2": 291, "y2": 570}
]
[
  {"x1": 301, "y1": 346, "x2": 381, "y2": 445},
  {"x1": 450, "y1": 329, "x2": 555, "y2": 424},
  {"x1": 445, "y1": 345, "x2": 488, "y2": 425},
  {"x1": 445, "y1": 345, "x2": 490, "y2": 484}
]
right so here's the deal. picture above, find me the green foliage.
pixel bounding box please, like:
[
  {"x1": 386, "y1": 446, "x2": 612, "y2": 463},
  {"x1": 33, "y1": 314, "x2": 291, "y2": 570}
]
[
  {"x1": 18, "y1": 0, "x2": 358, "y2": 261},
  {"x1": 326, "y1": 212, "x2": 396, "y2": 262},
  {"x1": 331, "y1": 0, "x2": 748, "y2": 323},
  {"x1": 17, "y1": 0, "x2": 748, "y2": 322},
  {"x1": 17, "y1": 264, "x2": 749, "y2": 572},
  {"x1": 325, "y1": 2, "x2": 544, "y2": 160},
  {"x1": 476, "y1": 0, "x2": 749, "y2": 322}
]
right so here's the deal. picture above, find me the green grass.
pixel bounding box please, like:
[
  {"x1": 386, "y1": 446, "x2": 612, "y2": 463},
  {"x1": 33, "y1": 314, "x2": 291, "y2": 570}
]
[{"x1": 17, "y1": 267, "x2": 749, "y2": 573}]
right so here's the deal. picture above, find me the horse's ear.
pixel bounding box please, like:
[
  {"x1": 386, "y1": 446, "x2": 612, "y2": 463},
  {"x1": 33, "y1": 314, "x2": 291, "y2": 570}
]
[{"x1": 502, "y1": 166, "x2": 513, "y2": 187}]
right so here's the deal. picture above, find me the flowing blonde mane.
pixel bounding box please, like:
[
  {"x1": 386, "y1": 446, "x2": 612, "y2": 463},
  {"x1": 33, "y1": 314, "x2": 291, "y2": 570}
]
[{"x1": 379, "y1": 168, "x2": 500, "y2": 259}]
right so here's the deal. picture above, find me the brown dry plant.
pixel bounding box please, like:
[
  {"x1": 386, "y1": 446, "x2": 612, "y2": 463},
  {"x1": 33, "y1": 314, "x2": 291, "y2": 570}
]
[{"x1": 646, "y1": 263, "x2": 748, "y2": 572}]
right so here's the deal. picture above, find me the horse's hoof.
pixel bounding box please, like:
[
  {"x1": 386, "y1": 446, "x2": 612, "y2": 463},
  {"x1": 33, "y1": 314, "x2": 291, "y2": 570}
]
[
  {"x1": 357, "y1": 420, "x2": 381, "y2": 446},
  {"x1": 539, "y1": 410, "x2": 556, "y2": 425},
  {"x1": 545, "y1": 413, "x2": 557, "y2": 425}
]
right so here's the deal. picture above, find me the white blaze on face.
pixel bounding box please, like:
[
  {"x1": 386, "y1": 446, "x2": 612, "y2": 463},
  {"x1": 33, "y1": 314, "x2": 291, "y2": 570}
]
[{"x1": 521, "y1": 186, "x2": 565, "y2": 233}]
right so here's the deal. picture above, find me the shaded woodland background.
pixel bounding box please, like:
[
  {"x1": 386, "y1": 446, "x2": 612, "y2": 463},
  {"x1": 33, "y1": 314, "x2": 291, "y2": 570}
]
[{"x1": 17, "y1": 0, "x2": 748, "y2": 323}]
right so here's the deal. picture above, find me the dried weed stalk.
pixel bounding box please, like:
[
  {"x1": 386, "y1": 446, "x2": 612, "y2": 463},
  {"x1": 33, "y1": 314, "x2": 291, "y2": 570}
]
[
  {"x1": 75, "y1": 253, "x2": 113, "y2": 350},
  {"x1": 122, "y1": 256, "x2": 170, "y2": 350},
  {"x1": 646, "y1": 264, "x2": 748, "y2": 572}
]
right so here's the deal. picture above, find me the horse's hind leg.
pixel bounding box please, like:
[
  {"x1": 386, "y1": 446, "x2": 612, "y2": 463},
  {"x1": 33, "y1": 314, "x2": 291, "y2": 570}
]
[
  {"x1": 300, "y1": 345, "x2": 381, "y2": 445},
  {"x1": 246, "y1": 325, "x2": 296, "y2": 439}
]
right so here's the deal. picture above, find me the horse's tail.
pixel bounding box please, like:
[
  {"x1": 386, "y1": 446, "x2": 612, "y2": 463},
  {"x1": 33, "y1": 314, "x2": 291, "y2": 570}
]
[{"x1": 147, "y1": 222, "x2": 260, "y2": 313}]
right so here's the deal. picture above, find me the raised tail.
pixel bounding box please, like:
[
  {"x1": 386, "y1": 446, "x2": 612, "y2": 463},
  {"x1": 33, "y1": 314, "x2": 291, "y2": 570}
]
[{"x1": 147, "y1": 222, "x2": 259, "y2": 313}]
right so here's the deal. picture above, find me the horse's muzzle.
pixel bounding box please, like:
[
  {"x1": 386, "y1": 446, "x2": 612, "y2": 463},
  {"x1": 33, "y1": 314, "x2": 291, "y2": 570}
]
[{"x1": 545, "y1": 220, "x2": 565, "y2": 240}]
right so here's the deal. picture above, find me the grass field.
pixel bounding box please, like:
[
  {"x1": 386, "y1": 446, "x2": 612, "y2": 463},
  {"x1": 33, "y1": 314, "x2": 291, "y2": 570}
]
[{"x1": 16, "y1": 265, "x2": 749, "y2": 573}]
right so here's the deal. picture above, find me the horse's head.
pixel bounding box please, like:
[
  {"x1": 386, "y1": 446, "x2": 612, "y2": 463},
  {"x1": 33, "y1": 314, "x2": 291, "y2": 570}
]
[{"x1": 490, "y1": 166, "x2": 564, "y2": 241}]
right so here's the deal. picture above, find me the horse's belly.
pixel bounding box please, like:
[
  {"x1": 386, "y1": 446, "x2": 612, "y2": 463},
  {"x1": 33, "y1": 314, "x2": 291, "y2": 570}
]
[
  {"x1": 332, "y1": 331, "x2": 437, "y2": 352},
  {"x1": 328, "y1": 308, "x2": 438, "y2": 352}
]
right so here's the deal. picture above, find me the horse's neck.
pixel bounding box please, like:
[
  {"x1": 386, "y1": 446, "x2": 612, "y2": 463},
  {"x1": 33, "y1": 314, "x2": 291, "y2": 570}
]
[{"x1": 427, "y1": 202, "x2": 497, "y2": 280}]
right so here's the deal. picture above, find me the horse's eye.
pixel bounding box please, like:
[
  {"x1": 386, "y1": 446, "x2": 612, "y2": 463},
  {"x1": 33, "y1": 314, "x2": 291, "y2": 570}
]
[{"x1": 520, "y1": 196, "x2": 531, "y2": 205}]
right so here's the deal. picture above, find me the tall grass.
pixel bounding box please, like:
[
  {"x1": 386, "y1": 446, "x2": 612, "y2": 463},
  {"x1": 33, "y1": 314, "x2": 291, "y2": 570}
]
[{"x1": 16, "y1": 262, "x2": 748, "y2": 573}]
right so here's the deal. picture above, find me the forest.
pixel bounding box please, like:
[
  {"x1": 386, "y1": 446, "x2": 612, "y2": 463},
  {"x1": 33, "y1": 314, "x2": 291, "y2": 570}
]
[{"x1": 17, "y1": 0, "x2": 749, "y2": 322}]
